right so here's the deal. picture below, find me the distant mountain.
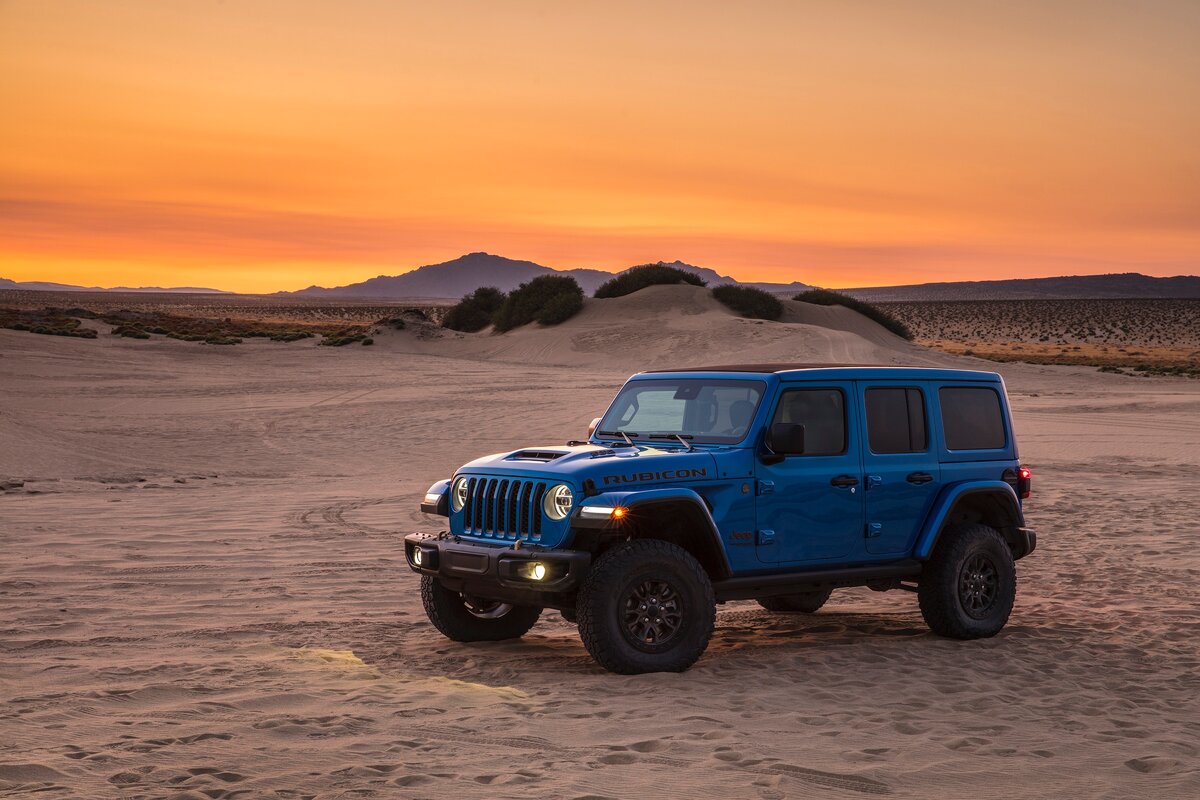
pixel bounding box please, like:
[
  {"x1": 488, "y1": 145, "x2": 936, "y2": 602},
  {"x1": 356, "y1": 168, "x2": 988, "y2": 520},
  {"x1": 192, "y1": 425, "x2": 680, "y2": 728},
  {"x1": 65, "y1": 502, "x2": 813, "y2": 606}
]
[
  {"x1": 288, "y1": 253, "x2": 813, "y2": 298},
  {"x1": 290, "y1": 253, "x2": 613, "y2": 297},
  {"x1": 839, "y1": 273, "x2": 1200, "y2": 302},
  {"x1": 0, "y1": 277, "x2": 229, "y2": 294}
]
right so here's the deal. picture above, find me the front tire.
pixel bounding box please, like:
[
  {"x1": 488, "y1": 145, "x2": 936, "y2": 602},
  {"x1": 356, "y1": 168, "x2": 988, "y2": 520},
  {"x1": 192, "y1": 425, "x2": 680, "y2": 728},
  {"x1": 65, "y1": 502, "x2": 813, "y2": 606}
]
[
  {"x1": 420, "y1": 576, "x2": 541, "y2": 642},
  {"x1": 577, "y1": 540, "x2": 715, "y2": 674},
  {"x1": 918, "y1": 523, "x2": 1015, "y2": 639},
  {"x1": 757, "y1": 589, "x2": 833, "y2": 614}
]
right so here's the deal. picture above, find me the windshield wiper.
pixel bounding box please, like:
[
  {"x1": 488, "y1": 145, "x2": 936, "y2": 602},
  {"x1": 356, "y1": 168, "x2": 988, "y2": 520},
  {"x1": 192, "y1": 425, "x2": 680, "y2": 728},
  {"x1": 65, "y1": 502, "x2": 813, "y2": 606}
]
[
  {"x1": 597, "y1": 430, "x2": 638, "y2": 447},
  {"x1": 648, "y1": 433, "x2": 695, "y2": 451}
]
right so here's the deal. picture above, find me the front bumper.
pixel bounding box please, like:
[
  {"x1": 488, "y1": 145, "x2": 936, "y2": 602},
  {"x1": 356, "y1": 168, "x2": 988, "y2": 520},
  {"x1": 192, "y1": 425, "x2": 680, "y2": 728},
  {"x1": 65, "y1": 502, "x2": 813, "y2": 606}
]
[{"x1": 404, "y1": 532, "x2": 591, "y2": 598}]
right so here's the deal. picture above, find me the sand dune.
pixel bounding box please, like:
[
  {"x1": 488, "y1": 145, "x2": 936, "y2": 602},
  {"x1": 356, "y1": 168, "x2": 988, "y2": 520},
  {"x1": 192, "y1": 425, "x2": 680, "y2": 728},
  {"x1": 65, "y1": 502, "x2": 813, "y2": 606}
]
[
  {"x1": 388, "y1": 284, "x2": 942, "y2": 369},
  {"x1": 2, "y1": 289, "x2": 1199, "y2": 798}
]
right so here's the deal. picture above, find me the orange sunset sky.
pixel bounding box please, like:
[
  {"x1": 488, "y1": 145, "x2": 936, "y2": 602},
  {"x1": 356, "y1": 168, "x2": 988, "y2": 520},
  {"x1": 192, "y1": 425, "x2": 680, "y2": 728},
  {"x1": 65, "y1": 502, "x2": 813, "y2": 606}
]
[{"x1": 2, "y1": 0, "x2": 1198, "y2": 293}]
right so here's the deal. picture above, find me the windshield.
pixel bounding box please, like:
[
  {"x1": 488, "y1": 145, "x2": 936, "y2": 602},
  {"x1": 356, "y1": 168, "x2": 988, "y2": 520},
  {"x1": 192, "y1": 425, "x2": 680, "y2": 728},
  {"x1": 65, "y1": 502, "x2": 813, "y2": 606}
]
[{"x1": 595, "y1": 378, "x2": 766, "y2": 445}]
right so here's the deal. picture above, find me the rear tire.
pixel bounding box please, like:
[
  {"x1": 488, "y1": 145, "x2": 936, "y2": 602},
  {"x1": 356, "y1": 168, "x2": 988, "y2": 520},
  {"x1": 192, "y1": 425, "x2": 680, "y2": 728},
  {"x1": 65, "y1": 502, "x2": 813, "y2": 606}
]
[
  {"x1": 420, "y1": 576, "x2": 541, "y2": 642},
  {"x1": 577, "y1": 539, "x2": 715, "y2": 674},
  {"x1": 918, "y1": 523, "x2": 1015, "y2": 639},
  {"x1": 757, "y1": 589, "x2": 833, "y2": 614}
]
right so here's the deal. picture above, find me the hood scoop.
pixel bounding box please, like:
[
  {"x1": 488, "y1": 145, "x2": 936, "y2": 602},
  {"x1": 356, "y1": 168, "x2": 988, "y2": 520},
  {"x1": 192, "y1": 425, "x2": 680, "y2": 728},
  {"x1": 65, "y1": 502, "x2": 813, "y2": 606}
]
[{"x1": 507, "y1": 449, "x2": 569, "y2": 462}]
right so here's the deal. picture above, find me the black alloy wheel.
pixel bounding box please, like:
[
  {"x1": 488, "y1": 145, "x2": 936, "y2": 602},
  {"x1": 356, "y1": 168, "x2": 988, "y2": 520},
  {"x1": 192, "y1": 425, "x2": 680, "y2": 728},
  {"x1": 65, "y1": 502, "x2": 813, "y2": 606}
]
[
  {"x1": 622, "y1": 579, "x2": 684, "y2": 649},
  {"x1": 958, "y1": 554, "x2": 1000, "y2": 619}
]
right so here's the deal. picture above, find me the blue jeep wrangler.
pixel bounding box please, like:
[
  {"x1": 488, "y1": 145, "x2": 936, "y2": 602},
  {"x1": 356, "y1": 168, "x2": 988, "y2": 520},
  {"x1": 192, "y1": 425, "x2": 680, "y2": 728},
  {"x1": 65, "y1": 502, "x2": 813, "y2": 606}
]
[{"x1": 407, "y1": 365, "x2": 1035, "y2": 674}]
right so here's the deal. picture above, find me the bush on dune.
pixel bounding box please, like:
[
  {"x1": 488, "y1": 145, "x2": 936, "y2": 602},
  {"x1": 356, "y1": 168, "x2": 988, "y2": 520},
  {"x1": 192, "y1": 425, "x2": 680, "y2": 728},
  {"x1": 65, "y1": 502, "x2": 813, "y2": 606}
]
[
  {"x1": 1, "y1": 309, "x2": 98, "y2": 339},
  {"x1": 114, "y1": 325, "x2": 151, "y2": 339},
  {"x1": 594, "y1": 263, "x2": 706, "y2": 298},
  {"x1": 711, "y1": 285, "x2": 783, "y2": 321},
  {"x1": 492, "y1": 276, "x2": 583, "y2": 332},
  {"x1": 792, "y1": 289, "x2": 913, "y2": 341},
  {"x1": 442, "y1": 286, "x2": 506, "y2": 332},
  {"x1": 320, "y1": 327, "x2": 369, "y2": 346}
]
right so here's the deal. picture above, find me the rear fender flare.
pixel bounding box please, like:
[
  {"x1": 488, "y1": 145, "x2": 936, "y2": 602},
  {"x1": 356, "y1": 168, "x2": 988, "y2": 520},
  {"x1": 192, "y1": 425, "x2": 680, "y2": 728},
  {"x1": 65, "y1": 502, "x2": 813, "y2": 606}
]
[{"x1": 915, "y1": 481, "x2": 1025, "y2": 560}]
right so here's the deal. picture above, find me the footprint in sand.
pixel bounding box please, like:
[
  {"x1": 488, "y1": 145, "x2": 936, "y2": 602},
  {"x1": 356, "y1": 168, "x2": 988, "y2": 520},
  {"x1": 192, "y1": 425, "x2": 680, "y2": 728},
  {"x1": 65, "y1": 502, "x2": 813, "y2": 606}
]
[{"x1": 1124, "y1": 756, "x2": 1179, "y2": 774}]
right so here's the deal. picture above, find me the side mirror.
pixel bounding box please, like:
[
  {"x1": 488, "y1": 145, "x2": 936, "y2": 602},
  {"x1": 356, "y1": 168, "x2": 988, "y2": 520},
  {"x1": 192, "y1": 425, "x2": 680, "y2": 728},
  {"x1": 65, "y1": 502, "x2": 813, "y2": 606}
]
[
  {"x1": 766, "y1": 422, "x2": 805, "y2": 457},
  {"x1": 588, "y1": 417, "x2": 602, "y2": 437}
]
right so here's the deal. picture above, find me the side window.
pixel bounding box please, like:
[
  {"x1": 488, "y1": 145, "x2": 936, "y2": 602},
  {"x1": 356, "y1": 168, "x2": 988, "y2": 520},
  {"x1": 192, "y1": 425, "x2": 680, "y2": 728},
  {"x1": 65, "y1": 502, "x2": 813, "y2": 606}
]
[
  {"x1": 865, "y1": 387, "x2": 927, "y2": 453},
  {"x1": 772, "y1": 388, "x2": 846, "y2": 456},
  {"x1": 939, "y1": 387, "x2": 1006, "y2": 450}
]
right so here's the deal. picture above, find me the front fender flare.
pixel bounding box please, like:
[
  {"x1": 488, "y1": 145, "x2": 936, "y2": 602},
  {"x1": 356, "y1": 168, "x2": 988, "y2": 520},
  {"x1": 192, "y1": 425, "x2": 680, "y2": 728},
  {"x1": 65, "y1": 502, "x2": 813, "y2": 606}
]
[
  {"x1": 420, "y1": 478, "x2": 451, "y2": 516},
  {"x1": 914, "y1": 480, "x2": 1025, "y2": 560},
  {"x1": 572, "y1": 487, "x2": 732, "y2": 577}
]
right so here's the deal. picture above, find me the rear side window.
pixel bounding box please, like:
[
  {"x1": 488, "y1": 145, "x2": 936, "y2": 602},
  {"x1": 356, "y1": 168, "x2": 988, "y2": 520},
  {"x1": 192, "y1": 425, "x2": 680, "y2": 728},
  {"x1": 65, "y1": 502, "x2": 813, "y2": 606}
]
[
  {"x1": 939, "y1": 387, "x2": 1006, "y2": 450},
  {"x1": 865, "y1": 388, "x2": 927, "y2": 453},
  {"x1": 772, "y1": 388, "x2": 846, "y2": 455}
]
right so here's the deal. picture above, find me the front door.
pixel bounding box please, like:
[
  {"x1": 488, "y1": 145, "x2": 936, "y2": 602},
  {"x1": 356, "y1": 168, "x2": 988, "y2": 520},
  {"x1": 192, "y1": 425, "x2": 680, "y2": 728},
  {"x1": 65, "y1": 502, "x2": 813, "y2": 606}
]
[
  {"x1": 858, "y1": 381, "x2": 942, "y2": 556},
  {"x1": 755, "y1": 382, "x2": 865, "y2": 565}
]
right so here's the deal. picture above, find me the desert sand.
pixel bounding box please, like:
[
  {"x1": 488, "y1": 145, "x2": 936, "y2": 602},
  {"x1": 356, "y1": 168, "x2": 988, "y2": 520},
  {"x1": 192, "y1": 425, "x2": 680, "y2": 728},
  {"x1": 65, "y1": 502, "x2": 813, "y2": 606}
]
[{"x1": 2, "y1": 286, "x2": 1198, "y2": 799}]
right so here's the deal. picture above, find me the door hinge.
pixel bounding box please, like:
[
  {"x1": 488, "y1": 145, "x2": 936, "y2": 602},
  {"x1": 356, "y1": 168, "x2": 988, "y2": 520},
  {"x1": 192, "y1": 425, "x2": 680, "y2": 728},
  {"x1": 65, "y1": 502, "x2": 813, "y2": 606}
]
[
  {"x1": 756, "y1": 480, "x2": 775, "y2": 496},
  {"x1": 866, "y1": 475, "x2": 883, "y2": 490},
  {"x1": 757, "y1": 529, "x2": 776, "y2": 546},
  {"x1": 865, "y1": 522, "x2": 883, "y2": 538}
]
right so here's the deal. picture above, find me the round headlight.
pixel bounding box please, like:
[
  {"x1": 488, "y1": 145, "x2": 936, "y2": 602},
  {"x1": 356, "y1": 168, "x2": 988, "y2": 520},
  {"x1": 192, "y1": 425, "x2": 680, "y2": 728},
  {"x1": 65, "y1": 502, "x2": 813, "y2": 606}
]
[
  {"x1": 451, "y1": 477, "x2": 468, "y2": 512},
  {"x1": 543, "y1": 484, "x2": 573, "y2": 520}
]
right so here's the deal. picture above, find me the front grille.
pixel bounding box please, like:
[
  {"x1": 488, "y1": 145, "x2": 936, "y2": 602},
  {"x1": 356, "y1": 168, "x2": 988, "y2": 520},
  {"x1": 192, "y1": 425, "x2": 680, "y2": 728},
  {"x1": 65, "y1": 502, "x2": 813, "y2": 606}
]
[{"x1": 461, "y1": 477, "x2": 548, "y2": 540}]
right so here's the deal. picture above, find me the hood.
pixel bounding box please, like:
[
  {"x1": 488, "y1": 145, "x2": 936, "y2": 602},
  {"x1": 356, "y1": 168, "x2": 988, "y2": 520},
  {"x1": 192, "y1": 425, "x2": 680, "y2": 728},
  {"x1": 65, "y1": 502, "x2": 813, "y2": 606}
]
[{"x1": 457, "y1": 444, "x2": 718, "y2": 489}]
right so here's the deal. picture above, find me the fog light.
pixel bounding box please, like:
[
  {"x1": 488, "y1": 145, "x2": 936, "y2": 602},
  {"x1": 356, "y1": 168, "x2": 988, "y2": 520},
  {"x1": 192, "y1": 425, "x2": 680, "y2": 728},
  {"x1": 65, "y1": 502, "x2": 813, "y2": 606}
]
[
  {"x1": 413, "y1": 548, "x2": 423, "y2": 566},
  {"x1": 531, "y1": 563, "x2": 547, "y2": 581}
]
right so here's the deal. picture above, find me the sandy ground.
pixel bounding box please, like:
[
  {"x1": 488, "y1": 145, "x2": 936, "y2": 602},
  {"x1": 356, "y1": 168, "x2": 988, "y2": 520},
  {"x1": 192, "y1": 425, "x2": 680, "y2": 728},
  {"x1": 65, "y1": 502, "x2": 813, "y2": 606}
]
[{"x1": 2, "y1": 288, "x2": 1198, "y2": 799}]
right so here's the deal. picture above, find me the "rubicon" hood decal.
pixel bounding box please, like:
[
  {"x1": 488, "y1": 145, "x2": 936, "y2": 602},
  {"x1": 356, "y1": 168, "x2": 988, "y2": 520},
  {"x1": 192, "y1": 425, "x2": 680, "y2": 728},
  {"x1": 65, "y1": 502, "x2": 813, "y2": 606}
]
[{"x1": 602, "y1": 468, "x2": 708, "y2": 486}]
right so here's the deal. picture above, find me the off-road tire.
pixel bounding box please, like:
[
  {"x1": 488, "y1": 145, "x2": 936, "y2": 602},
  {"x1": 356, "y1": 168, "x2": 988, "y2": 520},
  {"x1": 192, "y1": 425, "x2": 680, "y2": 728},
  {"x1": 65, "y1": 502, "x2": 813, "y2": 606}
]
[
  {"x1": 420, "y1": 576, "x2": 541, "y2": 642},
  {"x1": 577, "y1": 539, "x2": 716, "y2": 674},
  {"x1": 918, "y1": 523, "x2": 1015, "y2": 639},
  {"x1": 757, "y1": 589, "x2": 833, "y2": 614}
]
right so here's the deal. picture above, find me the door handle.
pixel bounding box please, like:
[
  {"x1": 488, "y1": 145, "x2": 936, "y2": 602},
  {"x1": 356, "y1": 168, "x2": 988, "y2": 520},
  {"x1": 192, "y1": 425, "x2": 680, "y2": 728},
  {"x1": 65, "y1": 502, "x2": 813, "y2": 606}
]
[
  {"x1": 830, "y1": 475, "x2": 860, "y2": 488},
  {"x1": 907, "y1": 472, "x2": 933, "y2": 485}
]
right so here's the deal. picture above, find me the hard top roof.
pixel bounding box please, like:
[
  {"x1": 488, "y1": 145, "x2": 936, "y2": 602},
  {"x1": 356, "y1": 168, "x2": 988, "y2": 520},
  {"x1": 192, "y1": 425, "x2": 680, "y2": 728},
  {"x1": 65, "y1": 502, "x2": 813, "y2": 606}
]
[{"x1": 639, "y1": 364, "x2": 1002, "y2": 380}]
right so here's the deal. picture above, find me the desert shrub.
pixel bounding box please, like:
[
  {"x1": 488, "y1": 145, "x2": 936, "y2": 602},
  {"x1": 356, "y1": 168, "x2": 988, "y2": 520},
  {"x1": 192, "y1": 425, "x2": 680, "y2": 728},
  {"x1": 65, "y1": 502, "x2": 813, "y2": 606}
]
[
  {"x1": 442, "y1": 286, "x2": 506, "y2": 332},
  {"x1": 492, "y1": 276, "x2": 583, "y2": 332},
  {"x1": 320, "y1": 327, "x2": 369, "y2": 346},
  {"x1": 114, "y1": 325, "x2": 151, "y2": 339},
  {"x1": 712, "y1": 285, "x2": 783, "y2": 321},
  {"x1": 376, "y1": 317, "x2": 407, "y2": 330},
  {"x1": 269, "y1": 331, "x2": 312, "y2": 342},
  {"x1": 792, "y1": 289, "x2": 914, "y2": 340},
  {"x1": 203, "y1": 334, "x2": 241, "y2": 345},
  {"x1": 594, "y1": 263, "x2": 706, "y2": 298},
  {"x1": 38, "y1": 319, "x2": 96, "y2": 339},
  {"x1": 533, "y1": 290, "x2": 584, "y2": 326},
  {"x1": 361, "y1": 337, "x2": 374, "y2": 346}
]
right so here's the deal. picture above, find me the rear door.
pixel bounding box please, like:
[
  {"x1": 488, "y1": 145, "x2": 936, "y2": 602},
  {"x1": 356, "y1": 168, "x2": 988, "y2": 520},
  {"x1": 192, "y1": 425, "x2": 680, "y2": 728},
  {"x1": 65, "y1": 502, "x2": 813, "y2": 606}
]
[
  {"x1": 857, "y1": 381, "x2": 941, "y2": 556},
  {"x1": 755, "y1": 382, "x2": 865, "y2": 565}
]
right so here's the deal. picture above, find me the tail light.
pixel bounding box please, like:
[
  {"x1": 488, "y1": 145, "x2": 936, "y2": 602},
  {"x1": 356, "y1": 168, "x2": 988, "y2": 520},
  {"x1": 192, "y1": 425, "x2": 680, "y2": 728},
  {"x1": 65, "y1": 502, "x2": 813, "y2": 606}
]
[
  {"x1": 1003, "y1": 466, "x2": 1032, "y2": 500},
  {"x1": 1018, "y1": 466, "x2": 1032, "y2": 499}
]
